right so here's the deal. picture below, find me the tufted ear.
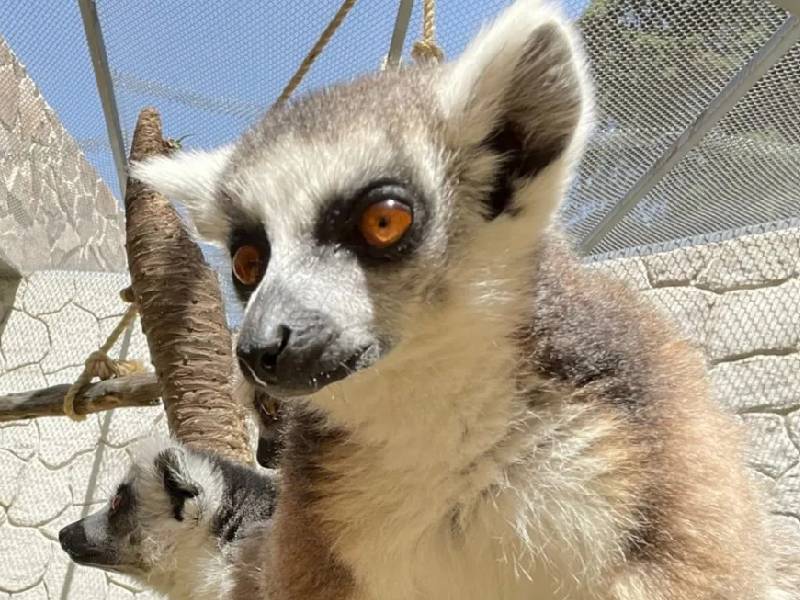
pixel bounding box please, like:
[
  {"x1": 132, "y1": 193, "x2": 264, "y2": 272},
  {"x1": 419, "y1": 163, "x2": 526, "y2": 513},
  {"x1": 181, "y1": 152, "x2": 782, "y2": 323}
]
[
  {"x1": 154, "y1": 448, "x2": 201, "y2": 521},
  {"x1": 437, "y1": 0, "x2": 591, "y2": 220},
  {"x1": 130, "y1": 146, "x2": 234, "y2": 243}
]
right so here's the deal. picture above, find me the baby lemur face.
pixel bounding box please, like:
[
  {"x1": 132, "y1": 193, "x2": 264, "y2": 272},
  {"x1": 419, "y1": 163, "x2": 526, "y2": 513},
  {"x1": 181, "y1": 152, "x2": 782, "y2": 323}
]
[
  {"x1": 133, "y1": 2, "x2": 590, "y2": 400},
  {"x1": 58, "y1": 440, "x2": 276, "y2": 590},
  {"x1": 59, "y1": 443, "x2": 220, "y2": 577}
]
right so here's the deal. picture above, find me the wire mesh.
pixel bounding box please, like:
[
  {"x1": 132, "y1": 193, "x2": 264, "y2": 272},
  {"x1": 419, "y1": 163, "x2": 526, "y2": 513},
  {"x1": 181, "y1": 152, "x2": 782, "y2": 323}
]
[
  {"x1": 592, "y1": 39, "x2": 800, "y2": 252},
  {"x1": 562, "y1": 0, "x2": 796, "y2": 246}
]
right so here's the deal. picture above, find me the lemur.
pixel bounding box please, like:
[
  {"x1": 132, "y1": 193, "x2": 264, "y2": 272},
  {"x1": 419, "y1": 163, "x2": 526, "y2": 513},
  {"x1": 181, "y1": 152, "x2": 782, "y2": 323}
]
[
  {"x1": 129, "y1": 1, "x2": 798, "y2": 598},
  {"x1": 58, "y1": 439, "x2": 278, "y2": 600}
]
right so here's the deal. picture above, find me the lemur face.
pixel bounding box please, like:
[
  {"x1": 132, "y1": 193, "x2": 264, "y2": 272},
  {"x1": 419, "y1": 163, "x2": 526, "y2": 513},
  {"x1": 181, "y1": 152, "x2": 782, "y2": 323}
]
[
  {"x1": 59, "y1": 444, "x2": 221, "y2": 578},
  {"x1": 221, "y1": 100, "x2": 449, "y2": 398},
  {"x1": 58, "y1": 481, "x2": 142, "y2": 574},
  {"x1": 132, "y1": 2, "x2": 590, "y2": 400},
  {"x1": 59, "y1": 441, "x2": 277, "y2": 598}
]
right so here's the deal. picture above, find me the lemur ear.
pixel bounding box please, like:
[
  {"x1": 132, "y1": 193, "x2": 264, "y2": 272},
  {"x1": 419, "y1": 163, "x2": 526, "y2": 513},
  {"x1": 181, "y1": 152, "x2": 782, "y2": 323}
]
[
  {"x1": 154, "y1": 448, "x2": 201, "y2": 521},
  {"x1": 130, "y1": 146, "x2": 234, "y2": 243},
  {"x1": 437, "y1": 0, "x2": 591, "y2": 219}
]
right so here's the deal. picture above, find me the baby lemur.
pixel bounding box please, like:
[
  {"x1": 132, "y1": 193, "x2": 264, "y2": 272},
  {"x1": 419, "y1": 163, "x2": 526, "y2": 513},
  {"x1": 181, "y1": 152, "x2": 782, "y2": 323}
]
[
  {"x1": 125, "y1": 0, "x2": 797, "y2": 598},
  {"x1": 59, "y1": 440, "x2": 278, "y2": 600}
]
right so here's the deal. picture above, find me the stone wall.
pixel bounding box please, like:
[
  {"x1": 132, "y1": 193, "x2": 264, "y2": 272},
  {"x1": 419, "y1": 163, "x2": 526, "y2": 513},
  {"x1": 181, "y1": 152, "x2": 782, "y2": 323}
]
[
  {"x1": 0, "y1": 226, "x2": 797, "y2": 598},
  {"x1": 0, "y1": 37, "x2": 126, "y2": 275}
]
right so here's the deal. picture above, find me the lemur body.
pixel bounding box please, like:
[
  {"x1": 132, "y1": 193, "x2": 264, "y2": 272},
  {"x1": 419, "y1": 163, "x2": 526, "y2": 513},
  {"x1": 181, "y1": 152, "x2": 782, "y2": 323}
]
[
  {"x1": 263, "y1": 238, "x2": 786, "y2": 600},
  {"x1": 59, "y1": 440, "x2": 278, "y2": 600},
  {"x1": 124, "y1": 1, "x2": 798, "y2": 598}
]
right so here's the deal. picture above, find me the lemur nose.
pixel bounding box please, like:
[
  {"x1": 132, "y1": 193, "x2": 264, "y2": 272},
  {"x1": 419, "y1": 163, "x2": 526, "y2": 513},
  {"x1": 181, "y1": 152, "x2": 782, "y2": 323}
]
[{"x1": 237, "y1": 324, "x2": 292, "y2": 383}]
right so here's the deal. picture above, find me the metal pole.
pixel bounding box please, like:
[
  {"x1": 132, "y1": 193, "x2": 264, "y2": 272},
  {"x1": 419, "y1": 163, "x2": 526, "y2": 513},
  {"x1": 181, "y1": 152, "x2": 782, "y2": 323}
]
[
  {"x1": 77, "y1": 0, "x2": 128, "y2": 197},
  {"x1": 386, "y1": 0, "x2": 414, "y2": 67},
  {"x1": 579, "y1": 14, "x2": 800, "y2": 255}
]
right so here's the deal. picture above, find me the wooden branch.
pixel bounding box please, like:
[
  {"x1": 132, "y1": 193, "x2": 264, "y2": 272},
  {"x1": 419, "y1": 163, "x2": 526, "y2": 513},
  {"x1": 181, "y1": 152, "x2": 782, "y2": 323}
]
[
  {"x1": 125, "y1": 108, "x2": 251, "y2": 463},
  {"x1": 0, "y1": 374, "x2": 160, "y2": 422}
]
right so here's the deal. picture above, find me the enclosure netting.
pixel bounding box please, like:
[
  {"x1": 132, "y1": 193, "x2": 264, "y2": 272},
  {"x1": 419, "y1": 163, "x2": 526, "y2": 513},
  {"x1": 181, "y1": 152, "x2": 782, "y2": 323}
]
[
  {"x1": 569, "y1": 0, "x2": 800, "y2": 250},
  {"x1": 2, "y1": 0, "x2": 799, "y2": 509}
]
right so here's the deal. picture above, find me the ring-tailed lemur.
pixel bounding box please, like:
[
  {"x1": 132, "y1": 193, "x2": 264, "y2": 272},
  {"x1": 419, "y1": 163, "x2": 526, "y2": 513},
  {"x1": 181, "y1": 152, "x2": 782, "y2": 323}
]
[
  {"x1": 132, "y1": 1, "x2": 799, "y2": 598},
  {"x1": 58, "y1": 440, "x2": 278, "y2": 600}
]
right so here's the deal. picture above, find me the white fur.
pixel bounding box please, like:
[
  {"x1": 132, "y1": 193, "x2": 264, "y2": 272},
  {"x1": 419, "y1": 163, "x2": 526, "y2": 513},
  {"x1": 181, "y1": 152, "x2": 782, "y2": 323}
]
[
  {"x1": 129, "y1": 438, "x2": 236, "y2": 600},
  {"x1": 305, "y1": 221, "x2": 630, "y2": 599},
  {"x1": 130, "y1": 146, "x2": 233, "y2": 241}
]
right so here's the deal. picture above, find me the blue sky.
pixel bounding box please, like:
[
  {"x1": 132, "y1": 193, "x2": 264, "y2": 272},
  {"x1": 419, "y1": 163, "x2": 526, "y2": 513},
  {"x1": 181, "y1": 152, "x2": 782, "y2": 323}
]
[
  {"x1": 6, "y1": 0, "x2": 590, "y2": 197},
  {"x1": 4, "y1": 0, "x2": 589, "y2": 321}
]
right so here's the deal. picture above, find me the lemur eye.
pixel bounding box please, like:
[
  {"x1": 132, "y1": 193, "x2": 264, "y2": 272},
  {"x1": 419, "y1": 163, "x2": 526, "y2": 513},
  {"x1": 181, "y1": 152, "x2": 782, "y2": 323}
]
[
  {"x1": 358, "y1": 200, "x2": 413, "y2": 248},
  {"x1": 110, "y1": 494, "x2": 122, "y2": 513},
  {"x1": 232, "y1": 244, "x2": 266, "y2": 286}
]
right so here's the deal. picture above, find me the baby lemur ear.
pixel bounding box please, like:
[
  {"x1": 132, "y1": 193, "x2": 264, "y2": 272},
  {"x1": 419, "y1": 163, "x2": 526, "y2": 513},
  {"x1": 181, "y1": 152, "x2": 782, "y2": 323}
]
[
  {"x1": 154, "y1": 448, "x2": 201, "y2": 521},
  {"x1": 437, "y1": 0, "x2": 591, "y2": 219},
  {"x1": 129, "y1": 146, "x2": 233, "y2": 243}
]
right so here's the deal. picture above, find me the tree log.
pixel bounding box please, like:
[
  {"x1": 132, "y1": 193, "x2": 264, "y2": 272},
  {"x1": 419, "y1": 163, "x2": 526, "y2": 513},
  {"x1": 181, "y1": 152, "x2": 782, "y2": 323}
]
[
  {"x1": 125, "y1": 108, "x2": 251, "y2": 463},
  {"x1": 0, "y1": 374, "x2": 160, "y2": 422}
]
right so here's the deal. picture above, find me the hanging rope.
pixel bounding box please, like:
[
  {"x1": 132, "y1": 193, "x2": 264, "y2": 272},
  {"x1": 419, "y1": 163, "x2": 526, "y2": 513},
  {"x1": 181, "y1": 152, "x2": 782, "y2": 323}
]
[
  {"x1": 274, "y1": 0, "x2": 358, "y2": 106},
  {"x1": 411, "y1": 0, "x2": 444, "y2": 64},
  {"x1": 62, "y1": 296, "x2": 144, "y2": 421}
]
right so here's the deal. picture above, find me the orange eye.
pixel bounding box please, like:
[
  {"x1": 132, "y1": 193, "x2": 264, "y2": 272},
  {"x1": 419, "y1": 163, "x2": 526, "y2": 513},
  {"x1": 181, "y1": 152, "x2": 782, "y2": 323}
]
[
  {"x1": 232, "y1": 245, "x2": 265, "y2": 286},
  {"x1": 110, "y1": 494, "x2": 122, "y2": 513},
  {"x1": 358, "y1": 200, "x2": 413, "y2": 248}
]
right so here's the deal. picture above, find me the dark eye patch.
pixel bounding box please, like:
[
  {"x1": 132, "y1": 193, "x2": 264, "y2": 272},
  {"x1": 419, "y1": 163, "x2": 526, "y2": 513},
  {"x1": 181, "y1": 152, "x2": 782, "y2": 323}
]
[
  {"x1": 228, "y1": 223, "x2": 270, "y2": 302},
  {"x1": 108, "y1": 483, "x2": 137, "y2": 536},
  {"x1": 155, "y1": 448, "x2": 200, "y2": 522},
  {"x1": 315, "y1": 179, "x2": 426, "y2": 263}
]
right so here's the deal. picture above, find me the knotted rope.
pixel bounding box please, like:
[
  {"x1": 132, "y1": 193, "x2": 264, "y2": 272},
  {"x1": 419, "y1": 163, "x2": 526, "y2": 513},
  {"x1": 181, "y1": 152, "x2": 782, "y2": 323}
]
[
  {"x1": 62, "y1": 293, "x2": 144, "y2": 421},
  {"x1": 411, "y1": 0, "x2": 444, "y2": 64}
]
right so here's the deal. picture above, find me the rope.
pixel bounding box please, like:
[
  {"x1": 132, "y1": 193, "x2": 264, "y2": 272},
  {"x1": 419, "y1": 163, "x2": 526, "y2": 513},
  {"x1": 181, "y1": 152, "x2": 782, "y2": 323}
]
[
  {"x1": 411, "y1": 0, "x2": 444, "y2": 64},
  {"x1": 274, "y1": 0, "x2": 358, "y2": 106},
  {"x1": 62, "y1": 299, "x2": 143, "y2": 421}
]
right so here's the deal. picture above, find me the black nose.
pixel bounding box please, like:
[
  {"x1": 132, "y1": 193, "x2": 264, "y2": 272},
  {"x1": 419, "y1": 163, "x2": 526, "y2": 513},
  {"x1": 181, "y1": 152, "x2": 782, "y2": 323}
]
[
  {"x1": 59, "y1": 522, "x2": 88, "y2": 554},
  {"x1": 237, "y1": 325, "x2": 292, "y2": 383}
]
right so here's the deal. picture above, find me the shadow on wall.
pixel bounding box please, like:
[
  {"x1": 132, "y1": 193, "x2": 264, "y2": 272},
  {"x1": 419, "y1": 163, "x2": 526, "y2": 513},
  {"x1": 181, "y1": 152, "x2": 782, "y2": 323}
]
[{"x1": 0, "y1": 275, "x2": 22, "y2": 340}]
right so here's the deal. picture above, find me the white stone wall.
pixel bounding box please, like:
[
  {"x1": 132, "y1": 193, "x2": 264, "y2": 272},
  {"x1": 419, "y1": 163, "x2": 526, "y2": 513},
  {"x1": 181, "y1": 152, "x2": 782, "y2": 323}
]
[
  {"x1": 0, "y1": 227, "x2": 798, "y2": 598},
  {"x1": 0, "y1": 38, "x2": 126, "y2": 274}
]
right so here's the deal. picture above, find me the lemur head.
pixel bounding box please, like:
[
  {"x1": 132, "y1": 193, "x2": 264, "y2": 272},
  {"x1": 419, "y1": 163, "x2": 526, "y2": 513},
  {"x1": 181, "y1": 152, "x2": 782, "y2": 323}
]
[
  {"x1": 58, "y1": 441, "x2": 275, "y2": 595},
  {"x1": 132, "y1": 0, "x2": 591, "y2": 400}
]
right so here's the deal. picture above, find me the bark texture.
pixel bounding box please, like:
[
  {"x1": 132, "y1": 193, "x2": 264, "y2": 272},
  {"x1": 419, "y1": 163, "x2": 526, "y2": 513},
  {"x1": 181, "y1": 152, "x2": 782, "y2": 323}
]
[{"x1": 125, "y1": 107, "x2": 251, "y2": 463}]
